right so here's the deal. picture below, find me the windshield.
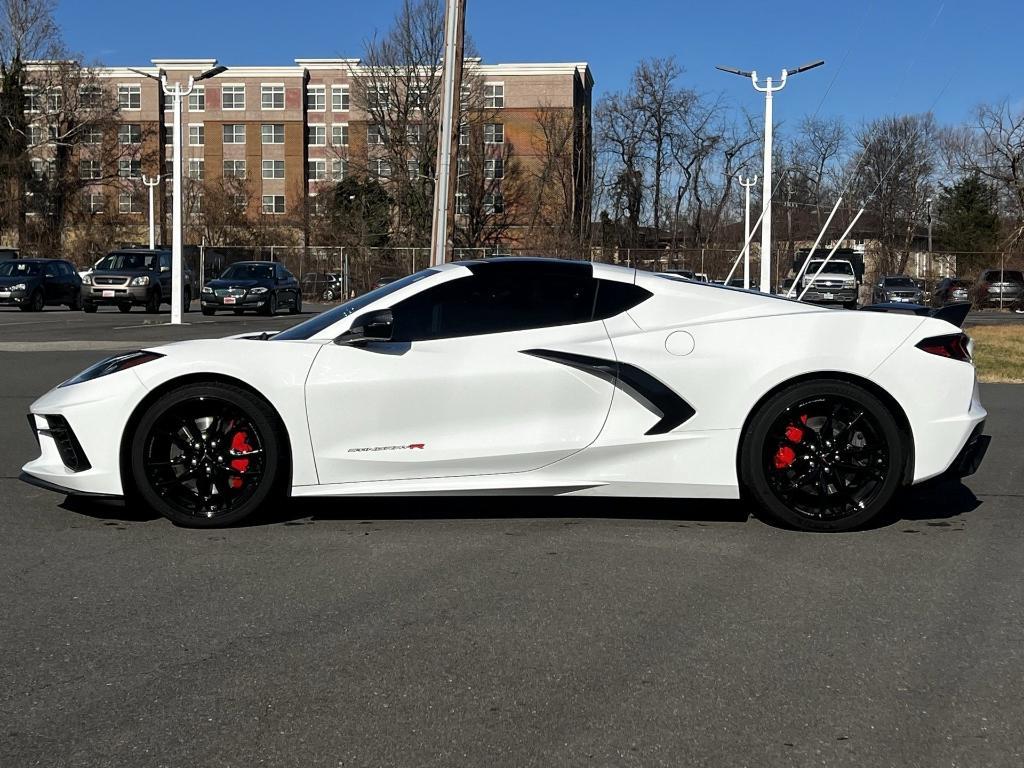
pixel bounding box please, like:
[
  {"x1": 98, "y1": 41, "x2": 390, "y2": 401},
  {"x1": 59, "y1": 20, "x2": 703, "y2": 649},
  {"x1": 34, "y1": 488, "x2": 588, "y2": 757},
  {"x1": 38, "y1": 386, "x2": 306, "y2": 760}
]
[
  {"x1": 221, "y1": 263, "x2": 275, "y2": 281},
  {"x1": 96, "y1": 252, "x2": 159, "y2": 271},
  {"x1": 274, "y1": 269, "x2": 438, "y2": 341},
  {"x1": 884, "y1": 277, "x2": 916, "y2": 287},
  {"x1": 0, "y1": 261, "x2": 40, "y2": 277},
  {"x1": 807, "y1": 261, "x2": 854, "y2": 276}
]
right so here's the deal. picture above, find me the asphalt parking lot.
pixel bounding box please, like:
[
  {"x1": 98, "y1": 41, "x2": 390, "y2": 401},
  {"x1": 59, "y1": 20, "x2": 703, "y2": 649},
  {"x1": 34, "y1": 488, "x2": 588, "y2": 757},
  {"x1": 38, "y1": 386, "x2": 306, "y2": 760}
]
[{"x1": 1, "y1": 306, "x2": 1022, "y2": 767}]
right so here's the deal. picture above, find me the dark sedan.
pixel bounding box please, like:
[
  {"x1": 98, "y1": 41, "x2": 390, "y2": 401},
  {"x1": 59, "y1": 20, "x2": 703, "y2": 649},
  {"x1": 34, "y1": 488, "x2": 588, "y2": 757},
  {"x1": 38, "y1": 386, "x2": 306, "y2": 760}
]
[
  {"x1": 0, "y1": 259, "x2": 82, "y2": 312},
  {"x1": 201, "y1": 261, "x2": 301, "y2": 316},
  {"x1": 871, "y1": 275, "x2": 925, "y2": 305}
]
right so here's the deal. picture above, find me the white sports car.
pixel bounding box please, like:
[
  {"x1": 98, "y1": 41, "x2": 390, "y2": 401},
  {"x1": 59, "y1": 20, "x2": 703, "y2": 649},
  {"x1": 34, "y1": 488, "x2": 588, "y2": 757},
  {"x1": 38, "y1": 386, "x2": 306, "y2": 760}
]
[{"x1": 22, "y1": 258, "x2": 989, "y2": 532}]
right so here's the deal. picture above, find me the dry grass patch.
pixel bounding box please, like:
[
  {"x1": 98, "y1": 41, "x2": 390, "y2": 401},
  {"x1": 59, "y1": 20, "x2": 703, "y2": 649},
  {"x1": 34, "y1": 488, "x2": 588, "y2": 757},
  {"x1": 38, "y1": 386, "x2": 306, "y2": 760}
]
[{"x1": 966, "y1": 324, "x2": 1024, "y2": 383}]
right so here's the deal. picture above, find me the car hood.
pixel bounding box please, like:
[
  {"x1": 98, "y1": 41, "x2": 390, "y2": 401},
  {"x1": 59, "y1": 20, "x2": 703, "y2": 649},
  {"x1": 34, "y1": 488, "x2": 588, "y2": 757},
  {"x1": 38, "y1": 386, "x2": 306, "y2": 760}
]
[
  {"x1": 206, "y1": 278, "x2": 273, "y2": 289},
  {"x1": 0, "y1": 274, "x2": 40, "y2": 286}
]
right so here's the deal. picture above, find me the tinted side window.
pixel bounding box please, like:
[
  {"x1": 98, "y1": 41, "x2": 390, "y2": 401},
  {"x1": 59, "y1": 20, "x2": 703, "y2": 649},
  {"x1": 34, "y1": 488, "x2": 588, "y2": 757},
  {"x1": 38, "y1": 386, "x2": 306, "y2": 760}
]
[
  {"x1": 44, "y1": 262, "x2": 58, "y2": 277},
  {"x1": 593, "y1": 280, "x2": 652, "y2": 320},
  {"x1": 392, "y1": 266, "x2": 596, "y2": 341},
  {"x1": 159, "y1": 253, "x2": 171, "y2": 270}
]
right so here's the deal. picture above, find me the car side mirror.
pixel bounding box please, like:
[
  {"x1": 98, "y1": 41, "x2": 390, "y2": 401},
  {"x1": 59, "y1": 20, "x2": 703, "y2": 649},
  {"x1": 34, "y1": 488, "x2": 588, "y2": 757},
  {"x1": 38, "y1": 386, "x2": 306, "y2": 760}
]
[
  {"x1": 335, "y1": 309, "x2": 393, "y2": 346},
  {"x1": 160, "y1": 265, "x2": 170, "y2": 272}
]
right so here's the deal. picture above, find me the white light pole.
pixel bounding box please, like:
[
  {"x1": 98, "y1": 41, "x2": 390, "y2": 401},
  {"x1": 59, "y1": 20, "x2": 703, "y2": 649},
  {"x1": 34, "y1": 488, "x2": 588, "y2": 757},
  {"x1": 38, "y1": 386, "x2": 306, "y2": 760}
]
[
  {"x1": 141, "y1": 173, "x2": 160, "y2": 250},
  {"x1": 738, "y1": 174, "x2": 757, "y2": 289},
  {"x1": 130, "y1": 64, "x2": 227, "y2": 324},
  {"x1": 717, "y1": 60, "x2": 823, "y2": 293}
]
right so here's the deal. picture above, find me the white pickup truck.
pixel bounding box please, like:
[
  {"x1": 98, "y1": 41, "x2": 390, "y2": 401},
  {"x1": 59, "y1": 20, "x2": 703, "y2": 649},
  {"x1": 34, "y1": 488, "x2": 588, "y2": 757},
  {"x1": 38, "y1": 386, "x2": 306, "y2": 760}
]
[{"x1": 797, "y1": 259, "x2": 859, "y2": 309}]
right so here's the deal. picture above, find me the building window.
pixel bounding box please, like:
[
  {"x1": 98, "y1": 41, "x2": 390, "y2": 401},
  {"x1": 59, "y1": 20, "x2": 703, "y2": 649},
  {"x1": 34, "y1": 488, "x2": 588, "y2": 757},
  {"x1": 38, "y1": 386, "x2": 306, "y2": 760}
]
[
  {"x1": 262, "y1": 195, "x2": 285, "y2": 214},
  {"x1": 308, "y1": 124, "x2": 326, "y2": 146},
  {"x1": 47, "y1": 88, "x2": 63, "y2": 113},
  {"x1": 79, "y1": 160, "x2": 101, "y2": 180},
  {"x1": 82, "y1": 192, "x2": 104, "y2": 213},
  {"x1": 367, "y1": 85, "x2": 389, "y2": 110},
  {"x1": 406, "y1": 124, "x2": 422, "y2": 145},
  {"x1": 331, "y1": 158, "x2": 347, "y2": 181},
  {"x1": 117, "y1": 85, "x2": 141, "y2": 110},
  {"x1": 188, "y1": 124, "x2": 204, "y2": 146},
  {"x1": 484, "y1": 123, "x2": 504, "y2": 144},
  {"x1": 261, "y1": 84, "x2": 284, "y2": 110},
  {"x1": 367, "y1": 124, "x2": 385, "y2": 145},
  {"x1": 407, "y1": 160, "x2": 420, "y2": 181},
  {"x1": 163, "y1": 125, "x2": 174, "y2": 145},
  {"x1": 119, "y1": 192, "x2": 143, "y2": 214},
  {"x1": 222, "y1": 85, "x2": 245, "y2": 110},
  {"x1": 188, "y1": 159, "x2": 205, "y2": 180},
  {"x1": 458, "y1": 122, "x2": 468, "y2": 146},
  {"x1": 332, "y1": 84, "x2": 349, "y2": 111},
  {"x1": 223, "y1": 124, "x2": 246, "y2": 144},
  {"x1": 308, "y1": 159, "x2": 326, "y2": 180},
  {"x1": 188, "y1": 86, "x2": 205, "y2": 112},
  {"x1": 484, "y1": 158, "x2": 504, "y2": 179},
  {"x1": 79, "y1": 85, "x2": 103, "y2": 109},
  {"x1": 332, "y1": 123, "x2": 349, "y2": 146},
  {"x1": 82, "y1": 126, "x2": 102, "y2": 145},
  {"x1": 261, "y1": 123, "x2": 285, "y2": 144},
  {"x1": 118, "y1": 123, "x2": 142, "y2": 145},
  {"x1": 28, "y1": 125, "x2": 46, "y2": 146},
  {"x1": 306, "y1": 85, "x2": 325, "y2": 111},
  {"x1": 223, "y1": 160, "x2": 247, "y2": 179},
  {"x1": 409, "y1": 85, "x2": 428, "y2": 109},
  {"x1": 484, "y1": 83, "x2": 504, "y2": 109},
  {"x1": 232, "y1": 194, "x2": 248, "y2": 211},
  {"x1": 484, "y1": 192, "x2": 504, "y2": 214},
  {"x1": 23, "y1": 87, "x2": 42, "y2": 113},
  {"x1": 371, "y1": 158, "x2": 391, "y2": 179},
  {"x1": 30, "y1": 159, "x2": 48, "y2": 180},
  {"x1": 457, "y1": 156, "x2": 468, "y2": 177},
  {"x1": 455, "y1": 191, "x2": 468, "y2": 215},
  {"x1": 262, "y1": 159, "x2": 285, "y2": 179},
  {"x1": 119, "y1": 160, "x2": 142, "y2": 179}
]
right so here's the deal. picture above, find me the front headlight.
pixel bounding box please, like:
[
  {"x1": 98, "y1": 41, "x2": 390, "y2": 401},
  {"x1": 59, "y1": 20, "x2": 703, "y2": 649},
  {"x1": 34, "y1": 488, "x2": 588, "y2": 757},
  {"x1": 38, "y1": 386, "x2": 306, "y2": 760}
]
[
  {"x1": 249, "y1": 287, "x2": 268, "y2": 294},
  {"x1": 60, "y1": 351, "x2": 164, "y2": 388},
  {"x1": 844, "y1": 280, "x2": 856, "y2": 289},
  {"x1": 10, "y1": 283, "x2": 26, "y2": 292},
  {"x1": 130, "y1": 275, "x2": 150, "y2": 287},
  {"x1": 82, "y1": 274, "x2": 92, "y2": 285},
  {"x1": 201, "y1": 285, "x2": 213, "y2": 294}
]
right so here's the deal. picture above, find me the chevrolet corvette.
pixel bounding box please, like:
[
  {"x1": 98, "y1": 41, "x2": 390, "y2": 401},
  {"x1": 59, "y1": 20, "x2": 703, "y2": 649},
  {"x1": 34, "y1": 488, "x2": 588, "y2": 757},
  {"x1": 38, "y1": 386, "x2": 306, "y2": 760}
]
[{"x1": 22, "y1": 258, "x2": 989, "y2": 532}]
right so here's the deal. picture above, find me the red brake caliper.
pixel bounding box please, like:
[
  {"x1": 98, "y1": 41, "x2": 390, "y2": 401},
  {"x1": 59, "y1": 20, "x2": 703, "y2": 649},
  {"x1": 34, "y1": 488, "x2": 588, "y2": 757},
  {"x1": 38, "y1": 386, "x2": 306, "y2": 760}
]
[
  {"x1": 229, "y1": 430, "x2": 253, "y2": 489},
  {"x1": 773, "y1": 420, "x2": 806, "y2": 470}
]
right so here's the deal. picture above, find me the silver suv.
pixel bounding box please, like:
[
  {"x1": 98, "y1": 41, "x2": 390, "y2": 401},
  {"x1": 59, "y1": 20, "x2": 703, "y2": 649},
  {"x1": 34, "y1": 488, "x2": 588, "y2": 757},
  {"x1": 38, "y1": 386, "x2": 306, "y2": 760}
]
[
  {"x1": 82, "y1": 249, "x2": 194, "y2": 314},
  {"x1": 978, "y1": 269, "x2": 1023, "y2": 308}
]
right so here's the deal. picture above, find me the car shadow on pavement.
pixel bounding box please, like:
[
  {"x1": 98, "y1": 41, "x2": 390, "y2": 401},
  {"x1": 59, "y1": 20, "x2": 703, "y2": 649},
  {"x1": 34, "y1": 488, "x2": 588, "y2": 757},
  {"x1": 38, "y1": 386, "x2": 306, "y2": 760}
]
[{"x1": 871, "y1": 477, "x2": 982, "y2": 529}]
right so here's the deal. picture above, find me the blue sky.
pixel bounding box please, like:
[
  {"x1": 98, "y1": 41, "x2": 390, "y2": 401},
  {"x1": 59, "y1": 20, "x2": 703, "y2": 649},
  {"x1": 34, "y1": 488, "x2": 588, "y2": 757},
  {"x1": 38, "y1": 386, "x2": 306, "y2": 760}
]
[{"x1": 56, "y1": 0, "x2": 1020, "y2": 127}]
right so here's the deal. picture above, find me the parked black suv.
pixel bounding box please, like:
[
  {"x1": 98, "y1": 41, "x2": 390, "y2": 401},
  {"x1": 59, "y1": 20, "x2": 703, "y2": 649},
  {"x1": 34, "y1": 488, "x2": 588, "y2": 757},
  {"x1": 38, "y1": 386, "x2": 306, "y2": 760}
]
[
  {"x1": 0, "y1": 258, "x2": 82, "y2": 311},
  {"x1": 82, "y1": 249, "x2": 194, "y2": 314}
]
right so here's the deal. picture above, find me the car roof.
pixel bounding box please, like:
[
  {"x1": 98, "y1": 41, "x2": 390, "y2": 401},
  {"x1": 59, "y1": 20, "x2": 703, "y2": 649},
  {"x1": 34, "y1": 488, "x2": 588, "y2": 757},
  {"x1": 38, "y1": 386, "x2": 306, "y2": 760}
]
[{"x1": 226, "y1": 261, "x2": 275, "y2": 266}]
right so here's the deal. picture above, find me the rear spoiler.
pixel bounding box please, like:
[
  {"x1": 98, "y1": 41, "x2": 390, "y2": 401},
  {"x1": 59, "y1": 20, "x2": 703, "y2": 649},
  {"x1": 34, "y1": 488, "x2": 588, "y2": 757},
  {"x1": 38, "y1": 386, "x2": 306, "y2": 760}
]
[{"x1": 859, "y1": 301, "x2": 971, "y2": 328}]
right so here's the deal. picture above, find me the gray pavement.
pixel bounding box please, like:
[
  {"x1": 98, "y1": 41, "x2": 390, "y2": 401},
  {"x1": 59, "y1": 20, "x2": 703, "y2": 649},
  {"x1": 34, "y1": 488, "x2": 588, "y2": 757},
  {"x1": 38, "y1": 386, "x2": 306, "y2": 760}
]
[{"x1": 0, "y1": 310, "x2": 1022, "y2": 767}]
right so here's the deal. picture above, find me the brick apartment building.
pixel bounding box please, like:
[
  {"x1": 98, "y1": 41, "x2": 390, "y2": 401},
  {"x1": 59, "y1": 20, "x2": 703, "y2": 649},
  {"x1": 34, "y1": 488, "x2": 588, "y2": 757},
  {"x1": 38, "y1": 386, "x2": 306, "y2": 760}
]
[{"x1": 71, "y1": 57, "x2": 593, "y2": 249}]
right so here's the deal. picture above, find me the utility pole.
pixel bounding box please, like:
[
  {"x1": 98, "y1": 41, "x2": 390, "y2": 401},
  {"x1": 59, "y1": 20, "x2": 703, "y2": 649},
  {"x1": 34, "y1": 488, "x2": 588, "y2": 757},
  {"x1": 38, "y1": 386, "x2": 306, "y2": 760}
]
[
  {"x1": 430, "y1": 0, "x2": 467, "y2": 267},
  {"x1": 142, "y1": 174, "x2": 161, "y2": 250},
  {"x1": 738, "y1": 174, "x2": 757, "y2": 289},
  {"x1": 130, "y1": 64, "x2": 227, "y2": 324},
  {"x1": 926, "y1": 197, "x2": 933, "y2": 288},
  {"x1": 716, "y1": 59, "x2": 824, "y2": 293}
]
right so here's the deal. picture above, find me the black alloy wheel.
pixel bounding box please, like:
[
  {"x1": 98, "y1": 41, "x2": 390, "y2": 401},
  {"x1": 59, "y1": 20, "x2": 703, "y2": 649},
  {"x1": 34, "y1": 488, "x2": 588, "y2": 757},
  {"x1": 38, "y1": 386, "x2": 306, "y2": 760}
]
[
  {"x1": 118, "y1": 304, "x2": 132, "y2": 313},
  {"x1": 262, "y1": 292, "x2": 278, "y2": 316},
  {"x1": 741, "y1": 380, "x2": 904, "y2": 532},
  {"x1": 183, "y1": 289, "x2": 192, "y2": 314},
  {"x1": 289, "y1": 292, "x2": 301, "y2": 315},
  {"x1": 21, "y1": 290, "x2": 45, "y2": 312},
  {"x1": 130, "y1": 382, "x2": 282, "y2": 526},
  {"x1": 145, "y1": 290, "x2": 161, "y2": 314},
  {"x1": 83, "y1": 302, "x2": 97, "y2": 313}
]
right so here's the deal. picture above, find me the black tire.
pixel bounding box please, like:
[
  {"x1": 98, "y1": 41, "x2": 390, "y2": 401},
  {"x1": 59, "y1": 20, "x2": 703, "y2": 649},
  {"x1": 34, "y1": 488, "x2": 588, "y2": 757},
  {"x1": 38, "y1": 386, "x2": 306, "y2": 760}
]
[
  {"x1": 289, "y1": 292, "x2": 301, "y2": 315},
  {"x1": 844, "y1": 301, "x2": 858, "y2": 310},
  {"x1": 232, "y1": 308, "x2": 244, "y2": 315},
  {"x1": 182, "y1": 289, "x2": 192, "y2": 314},
  {"x1": 261, "y1": 292, "x2": 277, "y2": 316},
  {"x1": 739, "y1": 379, "x2": 905, "y2": 532},
  {"x1": 145, "y1": 290, "x2": 160, "y2": 314},
  {"x1": 68, "y1": 293, "x2": 82, "y2": 311},
  {"x1": 322, "y1": 288, "x2": 335, "y2": 301},
  {"x1": 128, "y1": 381, "x2": 285, "y2": 527},
  {"x1": 83, "y1": 302, "x2": 98, "y2": 313},
  {"x1": 201, "y1": 307, "x2": 215, "y2": 316},
  {"x1": 118, "y1": 304, "x2": 132, "y2": 313},
  {"x1": 23, "y1": 290, "x2": 44, "y2": 312}
]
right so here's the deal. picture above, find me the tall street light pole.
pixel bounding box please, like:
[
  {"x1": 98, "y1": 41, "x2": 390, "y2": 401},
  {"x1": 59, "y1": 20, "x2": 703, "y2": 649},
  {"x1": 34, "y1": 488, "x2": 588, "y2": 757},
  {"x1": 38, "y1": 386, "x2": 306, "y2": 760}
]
[
  {"x1": 430, "y1": 0, "x2": 467, "y2": 267},
  {"x1": 738, "y1": 174, "x2": 757, "y2": 290},
  {"x1": 716, "y1": 60, "x2": 823, "y2": 293},
  {"x1": 130, "y1": 64, "x2": 227, "y2": 325},
  {"x1": 141, "y1": 173, "x2": 160, "y2": 250}
]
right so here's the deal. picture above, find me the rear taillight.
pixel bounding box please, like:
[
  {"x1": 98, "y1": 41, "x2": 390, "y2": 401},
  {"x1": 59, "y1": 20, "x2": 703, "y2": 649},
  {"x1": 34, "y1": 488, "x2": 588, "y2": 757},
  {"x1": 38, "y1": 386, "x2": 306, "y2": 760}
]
[{"x1": 916, "y1": 333, "x2": 972, "y2": 363}]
